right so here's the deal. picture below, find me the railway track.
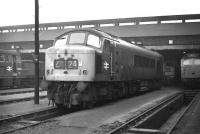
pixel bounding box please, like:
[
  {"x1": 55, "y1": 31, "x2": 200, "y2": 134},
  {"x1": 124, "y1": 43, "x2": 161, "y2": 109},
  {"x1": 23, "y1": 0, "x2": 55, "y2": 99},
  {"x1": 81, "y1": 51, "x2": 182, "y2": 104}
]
[
  {"x1": 183, "y1": 89, "x2": 200, "y2": 104},
  {"x1": 167, "y1": 92, "x2": 200, "y2": 134},
  {"x1": 0, "y1": 89, "x2": 187, "y2": 134},
  {"x1": 107, "y1": 93, "x2": 184, "y2": 134},
  {"x1": 0, "y1": 106, "x2": 70, "y2": 134},
  {"x1": 1, "y1": 88, "x2": 194, "y2": 134}
]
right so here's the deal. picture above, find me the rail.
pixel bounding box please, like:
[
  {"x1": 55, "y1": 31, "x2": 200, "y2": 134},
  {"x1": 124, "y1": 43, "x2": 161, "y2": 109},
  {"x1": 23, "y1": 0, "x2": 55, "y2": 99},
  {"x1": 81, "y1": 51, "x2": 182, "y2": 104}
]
[
  {"x1": 107, "y1": 93, "x2": 183, "y2": 134},
  {"x1": 167, "y1": 93, "x2": 200, "y2": 134},
  {"x1": 0, "y1": 107, "x2": 67, "y2": 134}
]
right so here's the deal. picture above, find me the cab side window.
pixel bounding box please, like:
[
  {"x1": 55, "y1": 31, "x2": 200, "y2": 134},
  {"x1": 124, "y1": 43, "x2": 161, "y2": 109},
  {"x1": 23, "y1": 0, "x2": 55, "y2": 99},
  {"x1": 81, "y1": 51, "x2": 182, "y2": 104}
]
[{"x1": 54, "y1": 35, "x2": 68, "y2": 47}]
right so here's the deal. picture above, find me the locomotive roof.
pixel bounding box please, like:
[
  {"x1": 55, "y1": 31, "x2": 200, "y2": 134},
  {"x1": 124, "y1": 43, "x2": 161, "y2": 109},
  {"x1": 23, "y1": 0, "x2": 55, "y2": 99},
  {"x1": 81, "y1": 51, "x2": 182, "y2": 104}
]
[
  {"x1": 0, "y1": 49, "x2": 19, "y2": 55},
  {"x1": 56, "y1": 28, "x2": 113, "y2": 39},
  {"x1": 59, "y1": 28, "x2": 162, "y2": 58},
  {"x1": 182, "y1": 53, "x2": 200, "y2": 59}
]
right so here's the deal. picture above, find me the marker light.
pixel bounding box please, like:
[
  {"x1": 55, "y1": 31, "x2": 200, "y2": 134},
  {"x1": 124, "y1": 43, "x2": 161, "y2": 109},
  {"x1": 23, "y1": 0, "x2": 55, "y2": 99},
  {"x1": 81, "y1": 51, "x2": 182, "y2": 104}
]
[
  {"x1": 83, "y1": 70, "x2": 88, "y2": 75},
  {"x1": 46, "y1": 69, "x2": 50, "y2": 75}
]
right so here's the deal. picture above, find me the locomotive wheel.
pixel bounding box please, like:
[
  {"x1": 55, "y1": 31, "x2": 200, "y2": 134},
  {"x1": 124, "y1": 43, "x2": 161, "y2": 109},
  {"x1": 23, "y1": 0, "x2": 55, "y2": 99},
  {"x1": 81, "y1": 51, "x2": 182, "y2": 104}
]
[
  {"x1": 153, "y1": 80, "x2": 161, "y2": 90},
  {"x1": 128, "y1": 83, "x2": 137, "y2": 96},
  {"x1": 55, "y1": 103, "x2": 64, "y2": 108},
  {"x1": 82, "y1": 101, "x2": 94, "y2": 109},
  {"x1": 123, "y1": 83, "x2": 129, "y2": 97},
  {"x1": 111, "y1": 89, "x2": 118, "y2": 101},
  {"x1": 148, "y1": 81, "x2": 154, "y2": 90}
]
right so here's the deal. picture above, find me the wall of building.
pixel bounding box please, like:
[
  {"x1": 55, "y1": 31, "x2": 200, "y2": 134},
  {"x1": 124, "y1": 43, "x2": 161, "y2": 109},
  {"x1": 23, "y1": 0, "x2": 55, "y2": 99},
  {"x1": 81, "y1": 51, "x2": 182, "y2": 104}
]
[
  {"x1": 124, "y1": 35, "x2": 200, "y2": 46},
  {"x1": 0, "y1": 40, "x2": 53, "y2": 50}
]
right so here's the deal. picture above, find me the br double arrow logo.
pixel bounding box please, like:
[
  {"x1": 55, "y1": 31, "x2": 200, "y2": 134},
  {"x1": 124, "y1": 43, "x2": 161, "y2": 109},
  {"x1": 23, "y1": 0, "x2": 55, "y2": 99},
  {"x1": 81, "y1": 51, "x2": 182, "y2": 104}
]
[
  {"x1": 104, "y1": 61, "x2": 109, "y2": 70},
  {"x1": 6, "y1": 66, "x2": 13, "y2": 72}
]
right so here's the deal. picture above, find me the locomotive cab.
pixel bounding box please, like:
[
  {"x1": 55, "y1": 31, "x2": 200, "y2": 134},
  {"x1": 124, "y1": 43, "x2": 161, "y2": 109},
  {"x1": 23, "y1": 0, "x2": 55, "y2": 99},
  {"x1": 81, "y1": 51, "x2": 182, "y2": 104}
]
[
  {"x1": 45, "y1": 30, "x2": 102, "y2": 82},
  {"x1": 181, "y1": 53, "x2": 200, "y2": 87}
]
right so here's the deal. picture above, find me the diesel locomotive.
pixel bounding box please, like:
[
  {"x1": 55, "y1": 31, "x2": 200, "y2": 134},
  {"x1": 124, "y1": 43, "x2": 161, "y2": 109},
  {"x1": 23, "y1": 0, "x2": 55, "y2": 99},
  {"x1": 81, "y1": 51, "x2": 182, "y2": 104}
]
[
  {"x1": 0, "y1": 49, "x2": 45, "y2": 89},
  {"x1": 20, "y1": 49, "x2": 45, "y2": 87},
  {"x1": 44, "y1": 29, "x2": 163, "y2": 108},
  {"x1": 181, "y1": 53, "x2": 200, "y2": 87},
  {"x1": 0, "y1": 49, "x2": 22, "y2": 88}
]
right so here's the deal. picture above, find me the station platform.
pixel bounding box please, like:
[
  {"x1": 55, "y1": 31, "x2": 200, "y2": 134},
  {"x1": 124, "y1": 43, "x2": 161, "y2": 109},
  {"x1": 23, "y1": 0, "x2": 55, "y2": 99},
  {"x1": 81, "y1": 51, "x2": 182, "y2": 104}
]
[
  {"x1": 0, "y1": 88, "x2": 44, "y2": 95},
  {"x1": 0, "y1": 91, "x2": 47, "y2": 102},
  {"x1": 0, "y1": 99, "x2": 51, "y2": 119}
]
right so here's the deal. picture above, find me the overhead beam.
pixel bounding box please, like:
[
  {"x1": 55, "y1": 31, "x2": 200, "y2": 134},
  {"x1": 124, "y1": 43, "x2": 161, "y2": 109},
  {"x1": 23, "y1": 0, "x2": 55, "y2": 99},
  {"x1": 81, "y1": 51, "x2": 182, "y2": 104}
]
[
  {"x1": 145, "y1": 44, "x2": 200, "y2": 50},
  {"x1": 0, "y1": 14, "x2": 200, "y2": 32}
]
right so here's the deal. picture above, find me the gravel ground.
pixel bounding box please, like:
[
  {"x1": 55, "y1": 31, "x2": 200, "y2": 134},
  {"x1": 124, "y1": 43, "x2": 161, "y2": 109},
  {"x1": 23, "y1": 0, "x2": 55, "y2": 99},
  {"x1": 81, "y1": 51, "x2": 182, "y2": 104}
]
[
  {"x1": 8, "y1": 87, "x2": 182, "y2": 134},
  {"x1": 10, "y1": 120, "x2": 61, "y2": 134}
]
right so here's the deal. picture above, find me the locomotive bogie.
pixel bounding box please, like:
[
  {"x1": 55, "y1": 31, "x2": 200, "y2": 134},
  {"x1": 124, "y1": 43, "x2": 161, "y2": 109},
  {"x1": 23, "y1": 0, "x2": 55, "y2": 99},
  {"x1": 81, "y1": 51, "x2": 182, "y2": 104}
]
[{"x1": 47, "y1": 81, "x2": 140, "y2": 108}]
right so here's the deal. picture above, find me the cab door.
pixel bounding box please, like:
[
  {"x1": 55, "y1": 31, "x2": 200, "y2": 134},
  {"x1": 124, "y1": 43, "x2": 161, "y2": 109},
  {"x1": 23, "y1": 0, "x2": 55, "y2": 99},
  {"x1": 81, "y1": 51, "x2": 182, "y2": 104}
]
[
  {"x1": 103, "y1": 40, "x2": 111, "y2": 79},
  {"x1": 12, "y1": 55, "x2": 17, "y2": 76},
  {"x1": 12, "y1": 55, "x2": 20, "y2": 87},
  {"x1": 103, "y1": 39, "x2": 117, "y2": 80}
]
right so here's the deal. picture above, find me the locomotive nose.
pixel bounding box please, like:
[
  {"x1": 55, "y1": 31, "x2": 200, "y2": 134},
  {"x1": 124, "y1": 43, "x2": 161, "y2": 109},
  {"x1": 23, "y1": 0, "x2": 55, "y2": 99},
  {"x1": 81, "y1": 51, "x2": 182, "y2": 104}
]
[{"x1": 45, "y1": 46, "x2": 96, "y2": 81}]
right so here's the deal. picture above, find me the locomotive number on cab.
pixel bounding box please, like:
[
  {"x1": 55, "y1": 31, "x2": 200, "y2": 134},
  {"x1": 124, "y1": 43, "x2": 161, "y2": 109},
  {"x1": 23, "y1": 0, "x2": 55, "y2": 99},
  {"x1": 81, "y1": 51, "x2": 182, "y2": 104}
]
[
  {"x1": 66, "y1": 59, "x2": 78, "y2": 69},
  {"x1": 54, "y1": 59, "x2": 78, "y2": 69}
]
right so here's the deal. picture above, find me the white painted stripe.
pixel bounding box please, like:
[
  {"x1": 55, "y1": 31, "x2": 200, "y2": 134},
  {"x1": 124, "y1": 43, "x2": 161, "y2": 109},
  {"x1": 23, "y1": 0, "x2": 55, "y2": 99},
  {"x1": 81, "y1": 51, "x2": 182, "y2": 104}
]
[{"x1": 17, "y1": 68, "x2": 23, "y2": 70}]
